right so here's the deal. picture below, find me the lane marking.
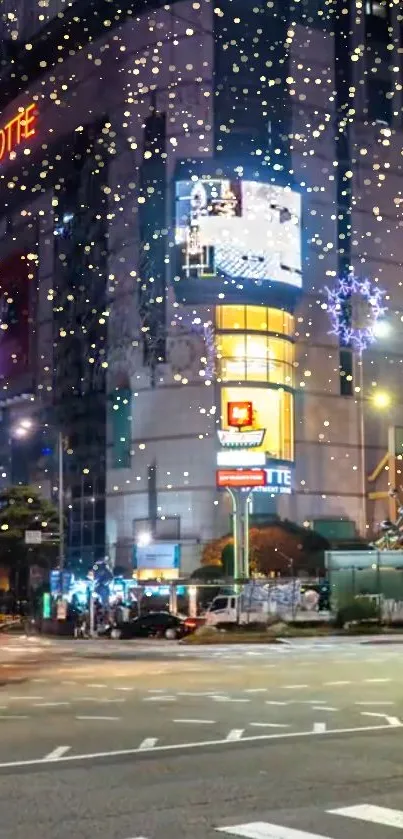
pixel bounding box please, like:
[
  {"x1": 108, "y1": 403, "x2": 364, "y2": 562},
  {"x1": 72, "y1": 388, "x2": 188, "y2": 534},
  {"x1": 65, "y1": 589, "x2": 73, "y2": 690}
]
[
  {"x1": 355, "y1": 701, "x2": 395, "y2": 706},
  {"x1": 217, "y1": 821, "x2": 332, "y2": 838},
  {"x1": 77, "y1": 697, "x2": 125, "y2": 703},
  {"x1": 86, "y1": 684, "x2": 107, "y2": 688},
  {"x1": 143, "y1": 696, "x2": 176, "y2": 702},
  {"x1": 313, "y1": 722, "x2": 326, "y2": 733},
  {"x1": 364, "y1": 678, "x2": 391, "y2": 683},
  {"x1": 226, "y1": 729, "x2": 244, "y2": 741},
  {"x1": 0, "y1": 715, "x2": 29, "y2": 720},
  {"x1": 6, "y1": 696, "x2": 44, "y2": 701},
  {"x1": 176, "y1": 692, "x2": 218, "y2": 697},
  {"x1": 139, "y1": 738, "x2": 158, "y2": 750},
  {"x1": 283, "y1": 685, "x2": 309, "y2": 690},
  {"x1": 0, "y1": 722, "x2": 398, "y2": 770},
  {"x1": 114, "y1": 687, "x2": 134, "y2": 692},
  {"x1": 323, "y1": 681, "x2": 350, "y2": 686},
  {"x1": 249, "y1": 723, "x2": 289, "y2": 728},
  {"x1": 266, "y1": 701, "x2": 290, "y2": 706},
  {"x1": 361, "y1": 712, "x2": 401, "y2": 726},
  {"x1": 75, "y1": 716, "x2": 121, "y2": 721},
  {"x1": 173, "y1": 719, "x2": 216, "y2": 724},
  {"x1": 328, "y1": 804, "x2": 403, "y2": 828},
  {"x1": 44, "y1": 746, "x2": 71, "y2": 761},
  {"x1": 34, "y1": 702, "x2": 70, "y2": 708},
  {"x1": 213, "y1": 697, "x2": 250, "y2": 704},
  {"x1": 312, "y1": 706, "x2": 338, "y2": 712},
  {"x1": 244, "y1": 689, "x2": 268, "y2": 694}
]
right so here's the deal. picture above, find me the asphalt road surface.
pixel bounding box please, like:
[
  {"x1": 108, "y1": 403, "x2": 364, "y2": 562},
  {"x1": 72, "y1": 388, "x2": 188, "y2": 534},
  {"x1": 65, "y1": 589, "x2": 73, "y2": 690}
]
[{"x1": 1, "y1": 636, "x2": 403, "y2": 839}]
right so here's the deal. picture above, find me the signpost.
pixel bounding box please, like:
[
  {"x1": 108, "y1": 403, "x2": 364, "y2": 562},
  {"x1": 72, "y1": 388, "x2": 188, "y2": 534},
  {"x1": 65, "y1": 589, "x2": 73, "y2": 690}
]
[{"x1": 25, "y1": 530, "x2": 42, "y2": 545}]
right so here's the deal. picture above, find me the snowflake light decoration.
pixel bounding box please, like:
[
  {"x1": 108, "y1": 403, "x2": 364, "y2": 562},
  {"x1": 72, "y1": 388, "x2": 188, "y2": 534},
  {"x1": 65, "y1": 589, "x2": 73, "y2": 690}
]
[{"x1": 325, "y1": 272, "x2": 387, "y2": 353}]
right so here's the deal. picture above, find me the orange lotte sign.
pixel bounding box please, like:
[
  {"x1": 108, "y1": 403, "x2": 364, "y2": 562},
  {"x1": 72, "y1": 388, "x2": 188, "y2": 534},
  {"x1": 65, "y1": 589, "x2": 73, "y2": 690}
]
[{"x1": 0, "y1": 104, "x2": 37, "y2": 163}]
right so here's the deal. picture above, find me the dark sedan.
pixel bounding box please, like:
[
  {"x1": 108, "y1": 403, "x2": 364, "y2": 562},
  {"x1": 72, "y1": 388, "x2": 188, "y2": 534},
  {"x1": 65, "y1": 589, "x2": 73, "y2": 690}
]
[{"x1": 109, "y1": 611, "x2": 189, "y2": 640}]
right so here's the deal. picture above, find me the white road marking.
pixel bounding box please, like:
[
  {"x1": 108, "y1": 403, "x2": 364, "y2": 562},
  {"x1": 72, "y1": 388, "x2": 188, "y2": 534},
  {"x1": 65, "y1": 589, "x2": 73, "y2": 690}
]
[
  {"x1": 114, "y1": 686, "x2": 134, "y2": 692},
  {"x1": 44, "y1": 746, "x2": 71, "y2": 761},
  {"x1": 6, "y1": 696, "x2": 44, "y2": 700},
  {"x1": 283, "y1": 685, "x2": 309, "y2": 690},
  {"x1": 75, "y1": 716, "x2": 120, "y2": 721},
  {"x1": 78, "y1": 697, "x2": 125, "y2": 703},
  {"x1": 174, "y1": 719, "x2": 216, "y2": 724},
  {"x1": 143, "y1": 695, "x2": 176, "y2": 702},
  {"x1": 226, "y1": 729, "x2": 244, "y2": 741},
  {"x1": 217, "y1": 821, "x2": 332, "y2": 838},
  {"x1": 355, "y1": 701, "x2": 395, "y2": 706},
  {"x1": 249, "y1": 723, "x2": 290, "y2": 728},
  {"x1": 0, "y1": 715, "x2": 29, "y2": 720},
  {"x1": 34, "y1": 702, "x2": 71, "y2": 708},
  {"x1": 328, "y1": 804, "x2": 403, "y2": 828},
  {"x1": 86, "y1": 684, "x2": 107, "y2": 688},
  {"x1": 313, "y1": 722, "x2": 326, "y2": 733},
  {"x1": 361, "y1": 712, "x2": 401, "y2": 726},
  {"x1": 364, "y1": 678, "x2": 391, "y2": 683},
  {"x1": 177, "y1": 692, "x2": 218, "y2": 697},
  {"x1": 266, "y1": 701, "x2": 290, "y2": 706},
  {"x1": 323, "y1": 681, "x2": 350, "y2": 686},
  {"x1": 0, "y1": 721, "x2": 397, "y2": 770},
  {"x1": 213, "y1": 697, "x2": 250, "y2": 704},
  {"x1": 139, "y1": 738, "x2": 158, "y2": 750},
  {"x1": 244, "y1": 689, "x2": 268, "y2": 694},
  {"x1": 312, "y1": 706, "x2": 338, "y2": 712}
]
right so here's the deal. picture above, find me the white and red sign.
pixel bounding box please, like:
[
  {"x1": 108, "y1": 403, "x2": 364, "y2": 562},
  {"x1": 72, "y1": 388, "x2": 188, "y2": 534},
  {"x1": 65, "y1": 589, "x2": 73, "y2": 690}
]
[
  {"x1": 217, "y1": 429, "x2": 265, "y2": 448},
  {"x1": 216, "y1": 469, "x2": 267, "y2": 489}
]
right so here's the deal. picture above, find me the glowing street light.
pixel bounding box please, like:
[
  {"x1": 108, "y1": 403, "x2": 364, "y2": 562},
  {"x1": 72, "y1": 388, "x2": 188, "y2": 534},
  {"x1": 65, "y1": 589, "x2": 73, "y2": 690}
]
[
  {"x1": 137, "y1": 531, "x2": 152, "y2": 547},
  {"x1": 372, "y1": 391, "x2": 391, "y2": 410},
  {"x1": 373, "y1": 320, "x2": 392, "y2": 339}
]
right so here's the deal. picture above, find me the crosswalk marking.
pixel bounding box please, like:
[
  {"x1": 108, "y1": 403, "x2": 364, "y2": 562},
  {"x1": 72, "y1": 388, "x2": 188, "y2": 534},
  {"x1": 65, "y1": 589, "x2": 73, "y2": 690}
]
[
  {"x1": 328, "y1": 804, "x2": 403, "y2": 829},
  {"x1": 217, "y1": 822, "x2": 332, "y2": 838}
]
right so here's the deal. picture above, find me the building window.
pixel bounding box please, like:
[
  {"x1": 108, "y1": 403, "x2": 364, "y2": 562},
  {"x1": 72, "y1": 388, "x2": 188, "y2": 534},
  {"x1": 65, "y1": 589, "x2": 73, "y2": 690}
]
[
  {"x1": 365, "y1": 0, "x2": 390, "y2": 41},
  {"x1": 367, "y1": 76, "x2": 392, "y2": 124},
  {"x1": 216, "y1": 333, "x2": 294, "y2": 386},
  {"x1": 340, "y1": 349, "x2": 353, "y2": 397},
  {"x1": 110, "y1": 388, "x2": 132, "y2": 468},
  {"x1": 216, "y1": 305, "x2": 294, "y2": 337}
]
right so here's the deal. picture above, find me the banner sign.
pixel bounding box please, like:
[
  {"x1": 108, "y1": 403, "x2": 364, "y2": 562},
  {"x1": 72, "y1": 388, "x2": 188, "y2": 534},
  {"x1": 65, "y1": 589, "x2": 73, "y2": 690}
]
[{"x1": 0, "y1": 104, "x2": 37, "y2": 163}]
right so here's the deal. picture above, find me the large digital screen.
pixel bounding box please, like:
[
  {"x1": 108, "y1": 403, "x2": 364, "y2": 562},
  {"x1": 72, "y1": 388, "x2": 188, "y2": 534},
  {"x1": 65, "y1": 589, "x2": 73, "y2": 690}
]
[{"x1": 175, "y1": 178, "x2": 302, "y2": 289}]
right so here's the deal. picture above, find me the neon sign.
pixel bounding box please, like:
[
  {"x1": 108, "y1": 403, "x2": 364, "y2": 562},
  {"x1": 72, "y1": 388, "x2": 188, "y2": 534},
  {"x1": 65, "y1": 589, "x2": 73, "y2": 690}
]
[{"x1": 0, "y1": 104, "x2": 37, "y2": 163}]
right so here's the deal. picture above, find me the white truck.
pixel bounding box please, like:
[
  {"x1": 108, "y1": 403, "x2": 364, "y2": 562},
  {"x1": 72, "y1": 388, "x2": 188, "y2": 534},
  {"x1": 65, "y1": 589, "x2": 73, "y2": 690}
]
[{"x1": 204, "y1": 581, "x2": 327, "y2": 626}]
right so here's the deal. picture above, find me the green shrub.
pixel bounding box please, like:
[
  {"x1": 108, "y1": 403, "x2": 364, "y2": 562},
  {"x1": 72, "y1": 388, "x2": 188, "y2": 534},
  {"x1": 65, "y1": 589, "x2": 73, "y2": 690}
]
[{"x1": 335, "y1": 597, "x2": 378, "y2": 628}]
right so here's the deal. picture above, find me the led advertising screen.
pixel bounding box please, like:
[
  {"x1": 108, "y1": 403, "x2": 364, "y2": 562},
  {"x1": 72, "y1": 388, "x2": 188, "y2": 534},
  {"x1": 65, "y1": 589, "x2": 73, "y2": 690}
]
[{"x1": 175, "y1": 178, "x2": 302, "y2": 291}]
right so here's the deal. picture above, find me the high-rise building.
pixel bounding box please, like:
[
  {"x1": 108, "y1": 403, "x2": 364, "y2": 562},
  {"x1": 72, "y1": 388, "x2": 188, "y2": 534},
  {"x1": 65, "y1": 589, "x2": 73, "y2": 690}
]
[{"x1": 0, "y1": 0, "x2": 401, "y2": 578}]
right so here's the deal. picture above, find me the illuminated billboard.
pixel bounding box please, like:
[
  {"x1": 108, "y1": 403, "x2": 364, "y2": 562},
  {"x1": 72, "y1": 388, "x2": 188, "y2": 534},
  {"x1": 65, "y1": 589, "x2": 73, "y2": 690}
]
[
  {"x1": 175, "y1": 178, "x2": 301, "y2": 291},
  {"x1": 220, "y1": 386, "x2": 294, "y2": 463}
]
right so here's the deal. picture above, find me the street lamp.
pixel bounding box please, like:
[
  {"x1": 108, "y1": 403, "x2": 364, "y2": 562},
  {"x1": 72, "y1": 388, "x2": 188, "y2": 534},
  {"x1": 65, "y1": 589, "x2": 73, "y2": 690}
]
[{"x1": 372, "y1": 391, "x2": 391, "y2": 410}]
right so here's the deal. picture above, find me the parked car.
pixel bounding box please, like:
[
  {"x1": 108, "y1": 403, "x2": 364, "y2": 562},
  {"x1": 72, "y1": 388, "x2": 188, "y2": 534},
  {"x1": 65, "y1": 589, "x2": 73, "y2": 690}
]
[{"x1": 109, "y1": 611, "x2": 190, "y2": 640}]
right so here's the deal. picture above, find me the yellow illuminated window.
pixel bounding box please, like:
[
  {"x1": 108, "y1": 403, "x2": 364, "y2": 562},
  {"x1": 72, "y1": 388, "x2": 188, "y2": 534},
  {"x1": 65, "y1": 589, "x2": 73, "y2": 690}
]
[
  {"x1": 216, "y1": 306, "x2": 246, "y2": 330},
  {"x1": 245, "y1": 306, "x2": 268, "y2": 331},
  {"x1": 216, "y1": 306, "x2": 294, "y2": 337},
  {"x1": 216, "y1": 333, "x2": 294, "y2": 385}
]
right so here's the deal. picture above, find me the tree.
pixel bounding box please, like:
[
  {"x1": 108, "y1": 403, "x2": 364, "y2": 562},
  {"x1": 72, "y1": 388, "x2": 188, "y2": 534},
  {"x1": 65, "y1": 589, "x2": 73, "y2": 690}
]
[
  {"x1": 0, "y1": 486, "x2": 60, "y2": 597},
  {"x1": 201, "y1": 520, "x2": 329, "y2": 577}
]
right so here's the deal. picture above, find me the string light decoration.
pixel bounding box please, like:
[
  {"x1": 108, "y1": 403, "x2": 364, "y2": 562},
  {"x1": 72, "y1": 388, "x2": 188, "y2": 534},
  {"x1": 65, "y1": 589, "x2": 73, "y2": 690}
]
[{"x1": 325, "y1": 272, "x2": 387, "y2": 353}]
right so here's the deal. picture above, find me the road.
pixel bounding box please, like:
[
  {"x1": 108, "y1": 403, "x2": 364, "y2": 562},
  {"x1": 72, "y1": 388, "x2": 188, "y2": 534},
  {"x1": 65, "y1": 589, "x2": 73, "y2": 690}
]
[{"x1": 0, "y1": 636, "x2": 403, "y2": 838}]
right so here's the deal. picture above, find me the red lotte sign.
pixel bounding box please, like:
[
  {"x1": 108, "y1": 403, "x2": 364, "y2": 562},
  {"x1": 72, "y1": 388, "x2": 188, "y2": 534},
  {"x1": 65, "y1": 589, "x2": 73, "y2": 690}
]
[
  {"x1": 216, "y1": 469, "x2": 266, "y2": 489},
  {"x1": 227, "y1": 400, "x2": 253, "y2": 428},
  {"x1": 0, "y1": 104, "x2": 37, "y2": 163}
]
